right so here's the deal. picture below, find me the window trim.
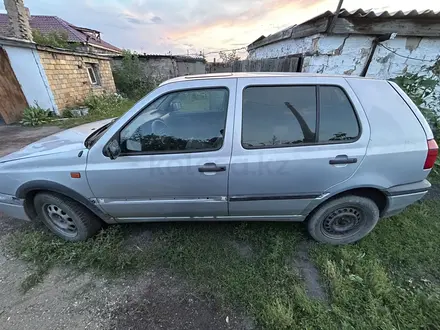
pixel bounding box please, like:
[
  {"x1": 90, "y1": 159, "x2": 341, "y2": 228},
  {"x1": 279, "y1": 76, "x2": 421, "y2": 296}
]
[
  {"x1": 86, "y1": 64, "x2": 100, "y2": 85},
  {"x1": 317, "y1": 84, "x2": 361, "y2": 144},
  {"x1": 240, "y1": 84, "x2": 362, "y2": 150},
  {"x1": 113, "y1": 86, "x2": 230, "y2": 157}
]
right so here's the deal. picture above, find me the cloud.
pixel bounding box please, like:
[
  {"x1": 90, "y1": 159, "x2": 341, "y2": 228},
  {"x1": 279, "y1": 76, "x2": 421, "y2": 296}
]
[
  {"x1": 122, "y1": 14, "x2": 163, "y2": 25},
  {"x1": 168, "y1": 0, "x2": 324, "y2": 39},
  {"x1": 12, "y1": 0, "x2": 440, "y2": 59},
  {"x1": 151, "y1": 16, "x2": 163, "y2": 24},
  {"x1": 120, "y1": 8, "x2": 163, "y2": 26},
  {"x1": 7, "y1": 0, "x2": 329, "y2": 56}
]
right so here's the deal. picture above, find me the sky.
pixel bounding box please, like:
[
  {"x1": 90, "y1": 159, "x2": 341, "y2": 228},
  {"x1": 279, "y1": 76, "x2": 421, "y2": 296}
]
[{"x1": 1, "y1": 0, "x2": 440, "y2": 59}]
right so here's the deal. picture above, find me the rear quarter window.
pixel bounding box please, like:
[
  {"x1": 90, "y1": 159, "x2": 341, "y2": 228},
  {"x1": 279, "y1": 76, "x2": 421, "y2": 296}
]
[{"x1": 319, "y1": 86, "x2": 360, "y2": 142}]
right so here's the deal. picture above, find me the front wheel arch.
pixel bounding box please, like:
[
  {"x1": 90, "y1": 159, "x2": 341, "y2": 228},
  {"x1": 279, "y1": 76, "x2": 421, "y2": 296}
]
[{"x1": 16, "y1": 180, "x2": 112, "y2": 223}]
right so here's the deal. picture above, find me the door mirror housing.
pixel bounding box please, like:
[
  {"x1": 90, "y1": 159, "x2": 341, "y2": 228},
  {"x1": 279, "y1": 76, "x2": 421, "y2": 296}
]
[{"x1": 104, "y1": 139, "x2": 121, "y2": 160}]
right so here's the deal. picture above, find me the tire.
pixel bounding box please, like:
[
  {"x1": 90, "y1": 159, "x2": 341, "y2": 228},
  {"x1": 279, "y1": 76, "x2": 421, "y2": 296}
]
[
  {"x1": 34, "y1": 192, "x2": 102, "y2": 242},
  {"x1": 307, "y1": 195, "x2": 379, "y2": 245}
]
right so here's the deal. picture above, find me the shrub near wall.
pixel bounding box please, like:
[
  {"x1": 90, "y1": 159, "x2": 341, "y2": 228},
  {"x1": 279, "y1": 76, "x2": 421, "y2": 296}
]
[
  {"x1": 112, "y1": 50, "x2": 160, "y2": 100},
  {"x1": 393, "y1": 72, "x2": 440, "y2": 139}
]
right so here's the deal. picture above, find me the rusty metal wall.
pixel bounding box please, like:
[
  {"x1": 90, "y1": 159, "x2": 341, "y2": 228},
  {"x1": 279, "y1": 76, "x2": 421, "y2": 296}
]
[{"x1": 0, "y1": 47, "x2": 28, "y2": 124}]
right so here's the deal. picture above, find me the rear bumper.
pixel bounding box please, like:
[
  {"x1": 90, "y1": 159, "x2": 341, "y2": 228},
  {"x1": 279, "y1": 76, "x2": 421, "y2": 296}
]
[
  {"x1": 382, "y1": 179, "x2": 430, "y2": 217},
  {"x1": 0, "y1": 193, "x2": 30, "y2": 221}
]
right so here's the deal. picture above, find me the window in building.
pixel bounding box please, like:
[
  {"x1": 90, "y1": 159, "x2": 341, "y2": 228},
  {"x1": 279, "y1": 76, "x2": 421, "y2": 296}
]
[{"x1": 86, "y1": 63, "x2": 100, "y2": 85}]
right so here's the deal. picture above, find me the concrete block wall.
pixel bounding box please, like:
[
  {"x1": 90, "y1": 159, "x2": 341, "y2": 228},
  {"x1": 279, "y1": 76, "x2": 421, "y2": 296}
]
[
  {"x1": 38, "y1": 49, "x2": 116, "y2": 111},
  {"x1": 111, "y1": 56, "x2": 206, "y2": 83},
  {"x1": 142, "y1": 57, "x2": 177, "y2": 80}
]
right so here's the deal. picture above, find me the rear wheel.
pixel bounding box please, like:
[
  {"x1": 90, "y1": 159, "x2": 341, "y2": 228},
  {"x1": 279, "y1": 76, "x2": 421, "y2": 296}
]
[
  {"x1": 307, "y1": 195, "x2": 379, "y2": 245},
  {"x1": 34, "y1": 192, "x2": 102, "y2": 242}
]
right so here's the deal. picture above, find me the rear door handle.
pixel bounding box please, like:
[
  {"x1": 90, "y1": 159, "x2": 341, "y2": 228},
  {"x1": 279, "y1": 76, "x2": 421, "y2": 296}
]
[
  {"x1": 329, "y1": 155, "x2": 358, "y2": 165},
  {"x1": 198, "y1": 162, "x2": 226, "y2": 173}
]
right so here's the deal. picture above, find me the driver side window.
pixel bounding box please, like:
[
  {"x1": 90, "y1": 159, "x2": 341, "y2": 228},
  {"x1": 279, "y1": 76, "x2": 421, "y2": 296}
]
[{"x1": 120, "y1": 88, "x2": 229, "y2": 154}]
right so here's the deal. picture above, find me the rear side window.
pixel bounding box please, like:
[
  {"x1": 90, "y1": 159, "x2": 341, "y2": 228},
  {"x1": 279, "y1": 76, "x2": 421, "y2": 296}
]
[
  {"x1": 242, "y1": 85, "x2": 359, "y2": 149},
  {"x1": 242, "y1": 86, "x2": 317, "y2": 148},
  {"x1": 319, "y1": 86, "x2": 359, "y2": 142}
]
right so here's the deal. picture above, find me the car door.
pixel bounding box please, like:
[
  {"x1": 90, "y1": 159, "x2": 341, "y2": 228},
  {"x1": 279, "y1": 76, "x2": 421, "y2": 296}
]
[
  {"x1": 86, "y1": 78, "x2": 237, "y2": 221},
  {"x1": 228, "y1": 76, "x2": 370, "y2": 218}
]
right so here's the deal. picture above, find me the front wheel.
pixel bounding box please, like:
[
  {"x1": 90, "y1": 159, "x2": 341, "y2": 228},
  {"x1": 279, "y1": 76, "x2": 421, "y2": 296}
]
[
  {"x1": 307, "y1": 195, "x2": 379, "y2": 245},
  {"x1": 34, "y1": 192, "x2": 102, "y2": 241}
]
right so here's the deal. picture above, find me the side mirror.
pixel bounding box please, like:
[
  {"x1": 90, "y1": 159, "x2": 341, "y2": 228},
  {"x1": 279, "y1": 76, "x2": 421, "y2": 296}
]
[{"x1": 104, "y1": 139, "x2": 121, "y2": 160}]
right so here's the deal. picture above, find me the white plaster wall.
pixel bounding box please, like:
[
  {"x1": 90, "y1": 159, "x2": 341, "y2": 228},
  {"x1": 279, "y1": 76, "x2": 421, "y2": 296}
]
[
  {"x1": 248, "y1": 35, "x2": 317, "y2": 59},
  {"x1": 249, "y1": 34, "x2": 440, "y2": 112},
  {"x1": 367, "y1": 37, "x2": 440, "y2": 113},
  {"x1": 2, "y1": 45, "x2": 58, "y2": 113},
  {"x1": 248, "y1": 34, "x2": 440, "y2": 78},
  {"x1": 303, "y1": 35, "x2": 375, "y2": 75},
  {"x1": 367, "y1": 37, "x2": 440, "y2": 79}
]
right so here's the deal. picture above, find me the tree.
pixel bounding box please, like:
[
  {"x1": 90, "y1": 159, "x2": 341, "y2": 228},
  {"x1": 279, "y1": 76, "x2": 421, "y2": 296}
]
[
  {"x1": 112, "y1": 50, "x2": 158, "y2": 100},
  {"x1": 218, "y1": 50, "x2": 240, "y2": 65}
]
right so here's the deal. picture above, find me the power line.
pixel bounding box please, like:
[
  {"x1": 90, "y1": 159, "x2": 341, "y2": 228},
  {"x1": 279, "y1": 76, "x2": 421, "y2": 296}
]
[
  {"x1": 173, "y1": 46, "x2": 248, "y2": 58},
  {"x1": 204, "y1": 46, "x2": 247, "y2": 56},
  {"x1": 378, "y1": 43, "x2": 438, "y2": 62}
]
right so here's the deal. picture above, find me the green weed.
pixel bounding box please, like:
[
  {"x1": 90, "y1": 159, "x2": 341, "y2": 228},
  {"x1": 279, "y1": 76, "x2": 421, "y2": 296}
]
[
  {"x1": 7, "y1": 201, "x2": 440, "y2": 329},
  {"x1": 58, "y1": 94, "x2": 135, "y2": 129}
]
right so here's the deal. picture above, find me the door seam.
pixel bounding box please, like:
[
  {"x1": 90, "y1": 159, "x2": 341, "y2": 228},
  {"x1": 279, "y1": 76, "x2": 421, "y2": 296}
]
[{"x1": 226, "y1": 78, "x2": 239, "y2": 215}]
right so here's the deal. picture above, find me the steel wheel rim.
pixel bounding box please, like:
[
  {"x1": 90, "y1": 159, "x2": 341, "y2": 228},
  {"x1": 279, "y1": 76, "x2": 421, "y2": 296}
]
[
  {"x1": 43, "y1": 204, "x2": 78, "y2": 237},
  {"x1": 321, "y1": 206, "x2": 364, "y2": 239}
]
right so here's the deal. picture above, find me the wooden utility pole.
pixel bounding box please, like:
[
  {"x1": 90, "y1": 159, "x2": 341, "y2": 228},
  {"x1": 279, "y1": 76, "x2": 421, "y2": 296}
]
[{"x1": 327, "y1": 0, "x2": 344, "y2": 33}]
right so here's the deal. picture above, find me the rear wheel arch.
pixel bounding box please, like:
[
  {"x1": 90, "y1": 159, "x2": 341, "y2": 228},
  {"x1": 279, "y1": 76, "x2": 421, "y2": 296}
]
[
  {"x1": 16, "y1": 180, "x2": 111, "y2": 223},
  {"x1": 309, "y1": 187, "x2": 388, "y2": 219}
]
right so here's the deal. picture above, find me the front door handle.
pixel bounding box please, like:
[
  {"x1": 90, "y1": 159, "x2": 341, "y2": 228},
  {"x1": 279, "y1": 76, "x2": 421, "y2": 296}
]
[
  {"x1": 198, "y1": 163, "x2": 226, "y2": 173},
  {"x1": 329, "y1": 155, "x2": 358, "y2": 165}
]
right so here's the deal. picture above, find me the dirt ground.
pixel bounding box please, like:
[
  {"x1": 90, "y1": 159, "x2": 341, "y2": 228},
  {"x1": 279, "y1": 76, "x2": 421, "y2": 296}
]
[{"x1": 0, "y1": 125, "x2": 256, "y2": 330}]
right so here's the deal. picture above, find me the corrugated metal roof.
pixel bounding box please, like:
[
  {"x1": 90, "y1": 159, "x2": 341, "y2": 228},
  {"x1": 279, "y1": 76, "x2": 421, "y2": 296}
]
[{"x1": 338, "y1": 8, "x2": 440, "y2": 19}]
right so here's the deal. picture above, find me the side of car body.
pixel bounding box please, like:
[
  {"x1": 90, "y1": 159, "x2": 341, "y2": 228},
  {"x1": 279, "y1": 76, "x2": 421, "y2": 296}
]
[{"x1": 0, "y1": 73, "x2": 435, "y2": 244}]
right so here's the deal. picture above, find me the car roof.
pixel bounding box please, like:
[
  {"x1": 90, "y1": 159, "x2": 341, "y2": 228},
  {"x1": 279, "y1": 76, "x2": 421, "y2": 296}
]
[{"x1": 160, "y1": 72, "x2": 384, "y2": 86}]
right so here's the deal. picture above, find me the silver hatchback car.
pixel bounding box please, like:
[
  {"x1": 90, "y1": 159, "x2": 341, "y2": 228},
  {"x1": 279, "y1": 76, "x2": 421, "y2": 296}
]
[{"x1": 0, "y1": 73, "x2": 437, "y2": 244}]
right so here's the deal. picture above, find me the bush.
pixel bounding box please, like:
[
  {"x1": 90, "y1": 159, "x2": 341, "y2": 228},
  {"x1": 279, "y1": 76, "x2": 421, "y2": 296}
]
[
  {"x1": 84, "y1": 93, "x2": 126, "y2": 116},
  {"x1": 20, "y1": 103, "x2": 53, "y2": 126},
  {"x1": 112, "y1": 50, "x2": 161, "y2": 100},
  {"x1": 393, "y1": 73, "x2": 440, "y2": 138},
  {"x1": 32, "y1": 30, "x2": 79, "y2": 50}
]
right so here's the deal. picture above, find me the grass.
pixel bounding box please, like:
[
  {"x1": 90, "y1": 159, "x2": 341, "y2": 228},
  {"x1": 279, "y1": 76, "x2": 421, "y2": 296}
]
[
  {"x1": 310, "y1": 200, "x2": 440, "y2": 329},
  {"x1": 6, "y1": 200, "x2": 440, "y2": 329},
  {"x1": 428, "y1": 163, "x2": 440, "y2": 184}
]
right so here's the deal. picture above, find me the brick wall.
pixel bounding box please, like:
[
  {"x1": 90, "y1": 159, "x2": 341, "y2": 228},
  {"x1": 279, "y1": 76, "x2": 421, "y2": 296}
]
[{"x1": 38, "y1": 48, "x2": 116, "y2": 111}]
